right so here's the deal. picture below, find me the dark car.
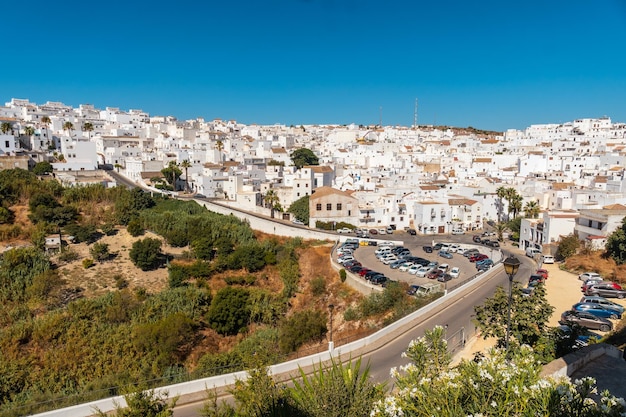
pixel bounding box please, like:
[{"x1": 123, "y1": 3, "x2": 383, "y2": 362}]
[
  {"x1": 368, "y1": 229, "x2": 378, "y2": 235},
  {"x1": 463, "y1": 248, "x2": 480, "y2": 257},
  {"x1": 585, "y1": 282, "x2": 626, "y2": 299},
  {"x1": 433, "y1": 243, "x2": 443, "y2": 250},
  {"x1": 348, "y1": 265, "x2": 363, "y2": 273},
  {"x1": 528, "y1": 274, "x2": 545, "y2": 285},
  {"x1": 406, "y1": 228, "x2": 417, "y2": 235},
  {"x1": 470, "y1": 253, "x2": 488, "y2": 262},
  {"x1": 407, "y1": 285, "x2": 420, "y2": 296},
  {"x1": 423, "y1": 245, "x2": 433, "y2": 253},
  {"x1": 438, "y1": 250, "x2": 453, "y2": 259},
  {"x1": 572, "y1": 302, "x2": 622, "y2": 319},
  {"x1": 427, "y1": 269, "x2": 444, "y2": 280},
  {"x1": 559, "y1": 310, "x2": 613, "y2": 332},
  {"x1": 370, "y1": 274, "x2": 388, "y2": 285},
  {"x1": 364, "y1": 270, "x2": 381, "y2": 280},
  {"x1": 472, "y1": 235, "x2": 482, "y2": 243},
  {"x1": 485, "y1": 240, "x2": 500, "y2": 248},
  {"x1": 437, "y1": 273, "x2": 453, "y2": 282}
]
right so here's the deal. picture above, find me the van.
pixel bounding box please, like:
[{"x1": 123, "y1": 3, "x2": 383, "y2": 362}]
[
  {"x1": 526, "y1": 247, "x2": 541, "y2": 257},
  {"x1": 415, "y1": 282, "x2": 444, "y2": 296}
]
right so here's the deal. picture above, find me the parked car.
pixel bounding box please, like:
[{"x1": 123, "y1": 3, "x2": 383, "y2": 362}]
[
  {"x1": 438, "y1": 263, "x2": 450, "y2": 273},
  {"x1": 378, "y1": 228, "x2": 386, "y2": 235},
  {"x1": 579, "y1": 296, "x2": 625, "y2": 314},
  {"x1": 476, "y1": 259, "x2": 494, "y2": 269},
  {"x1": 536, "y1": 269, "x2": 549, "y2": 280},
  {"x1": 406, "y1": 228, "x2": 417, "y2": 235},
  {"x1": 559, "y1": 310, "x2": 613, "y2": 332},
  {"x1": 449, "y1": 244, "x2": 461, "y2": 253},
  {"x1": 433, "y1": 243, "x2": 443, "y2": 250},
  {"x1": 581, "y1": 278, "x2": 605, "y2": 292},
  {"x1": 585, "y1": 282, "x2": 626, "y2": 299},
  {"x1": 407, "y1": 285, "x2": 420, "y2": 296},
  {"x1": 463, "y1": 248, "x2": 480, "y2": 257},
  {"x1": 348, "y1": 265, "x2": 363, "y2": 273},
  {"x1": 422, "y1": 245, "x2": 433, "y2": 253},
  {"x1": 528, "y1": 274, "x2": 545, "y2": 285},
  {"x1": 485, "y1": 240, "x2": 500, "y2": 248},
  {"x1": 398, "y1": 262, "x2": 414, "y2": 272},
  {"x1": 472, "y1": 235, "x2": 482, "y2": 243},
  {"x1": 437, "y1": 273, "x2": 453, "y2": 282},
  {"x1": 370, "y1": 274, "x2": 388, "y2": 285},
  {"x1": 358, "y1": 268, "x2": 371, "y2": 277},
  {"x1": 451, "y1": 229, "x2": 465, "y2": 235},
  {"x1": 381, "y1": 255, "x2": 398, "y2": 265},
  {"x1": 542, "y1": 255, "x2": 555, "y2": 264},
  {"x1": 557, "y1": 325, "x2": 602, "y2": 347},
  {"x1": 337, "y1": 227, "x2": 352, "y2": 234},
  {"x1": 390, "y1": 259, "x2": 406, "y2": 269},
  {"x1": 369, "y1": 229, "x2": 378, "y2": 235},
  {"x1": 292, "y1": 219, "x2": 305, "y2": 225},
  {"x1": 579, "y1": 272, "x2": 601, "y2": 281},
  {"x1": 438, "y1": 250, "x2": 453, "y2": 259},
  {"x1": 411, "y1": 258, "x2": 431, "y2": 267},
  {"x1": 427, "y1": 269, "x2": 444, "y2": 280},
  {"x1": 364, "y1": 270, "x2": 382, "y2": 280},
  {"x1": 469, "y1": 253, "x2": 488, "y2": 262},
  {"x1": 572, "y1": 302, "x2": 622, "y2": 320},
  {"x1": 415, "y1": 266, "x2": 433, "y2": 277},
  {"x1": 407, "y1": 265, "x2": 421, "y2": 275},
  {"x1": 427, "y1": 260, "x2": 439, "y2": 269},
  {"x1": 449, "y1": 267, "x2": 460, "y2": 279},
  {"x1": 525, "y1": 247, "x2": 542, "y2": 257}
]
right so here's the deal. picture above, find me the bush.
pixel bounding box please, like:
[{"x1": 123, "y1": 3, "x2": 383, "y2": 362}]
[
  {"x1": 339, "y1": 269, "x2": 347, "y2": 283},
  {"x1": 207, "y1": 286, "x2": 251, "y2": 336},
  {"x1": 127, "y1": 219, "x2": 144, "y2": 237},
  {"x1": 278, "y1": 309, "x2": 327, "y2": 353},
  {"x1": 82, "y1": 258, "x2": 94, "y2": 269},
  {"x1": 129, "y1": 238, "x2": 163, "y2": 271},
  {"x1": 90, "y1": 242, "x2": 110, "y2": 262},
  {"x1": 114, "y1": 275, "x2": 128, "y2": 289},
  {"x1": 310, "y1": 277, "x2": 326, "y2": 296},
  {"x1": 58, "y1": 248, "x2": 80, "y2": 263}
]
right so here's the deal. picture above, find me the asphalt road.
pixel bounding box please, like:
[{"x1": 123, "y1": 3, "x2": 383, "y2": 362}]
[{"x1": 173, "y1": 231, "x2": 536, "y2": 417}]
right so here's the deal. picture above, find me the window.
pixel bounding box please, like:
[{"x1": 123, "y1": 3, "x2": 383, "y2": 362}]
[
  {"x1": 336, "y1": 203, "x2": 342, "y2": 210},
  {"x1": 348, "y1": 210, "x2": 351, "y2": 216},
  {"x1": 326, "y1": 203, "x2": 332, "y2": 211},
  {"x1": 316, "y1": 204, "x2": 322, "y2": 211},
  {"x1": 4, "y1": 141, "x2": 8, "y2": 148},
  {"x1": 297, "y1": 183, "x2": 300, "y2": 188},
  {"x1": 297, "y1": 193, "x2": 300, "y2": 197}
]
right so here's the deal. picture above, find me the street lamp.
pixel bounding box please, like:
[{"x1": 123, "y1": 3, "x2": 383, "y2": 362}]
[
  {"x1": 503, "y1": 255, "x2": 521, "y2": 352},
  {"x1": 328, "y1": 304, "x2": 335, "y2": 353}
]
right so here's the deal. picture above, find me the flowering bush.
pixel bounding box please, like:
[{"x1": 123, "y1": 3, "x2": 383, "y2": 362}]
[{"x1": 371, "y1": 326, "x2": 626, "y2": 417}]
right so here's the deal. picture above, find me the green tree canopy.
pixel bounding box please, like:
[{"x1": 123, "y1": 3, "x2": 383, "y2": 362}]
[
  {"x1": 33, "y1": 161, "x2": 53, "y2": 175},
  {"x1": 557, "y1": 233, "x2": 581, "y2": 261},
  {"x1": 290, "y1": 148, "x2": 319, "y2": 169},
  {"x1": 287, "y1": 195, "x2": 309, "y2": 224},
  {"x1": 207, "y1": 286, "x2": 251, "y2": 336},
  {"x1": 605, "y1": 216, "x2": 626, "y2": 265},
  {"x1": 129, "y1": 237, "x2": 164, "y2": 271}
]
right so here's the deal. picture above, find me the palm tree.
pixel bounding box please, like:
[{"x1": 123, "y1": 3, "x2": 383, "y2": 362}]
[
  {"x1": 180, "y1": 159, "x2": 191, "y2": 193},
  {"x1": 114, "y1": 163, "x2": 122, "y2": 173},
  {"x1": 215, "y1": 140, "x2": 224, "y2": 162},
  {"x1": 23, "y1": 126, "x2": 34, "y2": 148},
  {"x1": 264, "y1": 189, "x2": 280, "y2": 219},
  {"x1": 41, "y1": 116, "x2": 51, "y2": 148},
  {"x1": 63, "y1": 121, "x2": 74, "y2": 138},
  {"x1": 83, "y1": 122, "x2": 94, "y2": 139},
  {"x1": 494, "y1": 222, "x2": 509, "y2": 242},
  {"x1": 524, "y1": 200, "x2": 540, "y2": 219},
  {"x1": 510, "y1": 194, "x2": 523, "y2": 219},
  {"x1": 495, "y1": 186, "x2": 507, "y2": 222},
  {"x1": 0, "y1": 122, "x2": 11, "y2": 135}
]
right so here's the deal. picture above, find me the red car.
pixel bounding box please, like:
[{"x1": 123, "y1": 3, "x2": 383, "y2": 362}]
[
  {"x1": 427, "y1": 269, "x2": 444, "y2": 280},
  {"x1": 469, "y1": 254, "x2": 488, "y2": 262},
  {"x1": 536, "y1": 269, "x2": 549, "y2": 279},
  {"x1": 358, "y1": 268, "x2": 371, "y2": 277}
]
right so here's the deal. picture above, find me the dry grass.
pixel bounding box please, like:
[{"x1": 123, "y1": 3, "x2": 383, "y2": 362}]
[{"x1": 564, "y1": 250, "x2": 626, "y2": 284}]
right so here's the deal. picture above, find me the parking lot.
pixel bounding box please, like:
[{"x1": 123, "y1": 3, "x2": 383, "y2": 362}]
[{"x1": 337, "y1": 233, "x2": 502, "y2": 290}]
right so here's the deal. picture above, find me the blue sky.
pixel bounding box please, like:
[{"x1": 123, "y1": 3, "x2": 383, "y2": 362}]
[{"x1": 2, "y1": 0, "x2": 626, "y2": 131}]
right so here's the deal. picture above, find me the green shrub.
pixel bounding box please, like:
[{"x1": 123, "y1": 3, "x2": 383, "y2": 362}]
[
  {"x1": 278, "y1": 309, "x2": 327, "y2": 353},
  {"x1": 58, "y1": 248, "x2": 80, "y2": 263},
  {"x1": 82, "y1": 258, "x2": 94, "y2": 269},
  {"x1": 310, "y1": 277, "x2": 326, "y2": 296},
  {"x1": 127, "y1": 219, "x2": 144, "y2": 237},
  {"x1": 339, "y1": 269, "x2": 347, "y2": 283}
]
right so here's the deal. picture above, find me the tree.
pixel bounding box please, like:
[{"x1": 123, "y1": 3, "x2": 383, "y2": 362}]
[
  {"x1": 83, "y1": 122, "x2": 94, "y2": 139},
  {"x1": 473, "y1": 283, "x2": 554, "y2": 350},
  {"x1": 287, "y1": 195, "x2": 309, "y2": 224},
  {"x1": 556, "y1": 233, "x2": 581, "y2": 261},
  {"x1": 278, "y1": 309, "x2": 327, "y2": 353},
  {"x1": 63, "y1": 121, "x2": 74, "y2": 138},
  {"x1": 129, "y1": 237, "x2": 163, "y2": 271},
  {"x1": 161, "y1": 161, "x2": 181, "y2": 190},
  {"x1": 90, "y1": 242, "x2": 111, "y2": 262},
  {"x1": 96, "y1": 390, "x2": 177, "y2": 417},
  {"x1": 494, "y1": 222, "x2": 508, "y2": 242},
  {"x1": 207, "y1": 286, "x2": 251, "y2": 336},
  {"x1": 523, "y1": 200, "x2": 540, "y2": 219},
  {"x1": 605, "y1": 216, "x2": 626, "y2": 264},
  {"x1": 23, "y1": 125, "x2": 35, "y2": 138},
  {"x1": 0, "y1": 122, "x2": 11, "y2": 135},
  {"x1": 290, "y1": 148, "x2": 319, "y2": 169},
  {"x1": 180, "y1": 159, "x2": 191, "y2": 193},
  {"x1": 33, "y1": 161, "x2": 53, "y2": 175},
  {"x1": 370, "y1": 327, "x2": 626, "y2": 417},
  {"x1": 114, "y1": 163, "x2": 123, "y2": 173},
  {"x1": 215, "y1": 140, "x2": 224, "y2": 162},
  {"x1": 509, "y1": 194, "x2": 523, "y2": 219},
  {"x1": 495, "y1": 186, "x2": 508, "y2": 222},
  {"x1": 263, "y1": 189, "x2": 280, "y2": 219},
  {"x1": 41, "y1": 115, "x2": 51, "y2": 147}
]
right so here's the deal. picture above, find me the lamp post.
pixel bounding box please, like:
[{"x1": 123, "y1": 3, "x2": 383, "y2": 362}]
[
  {"x1": 503, "y1": 255, "x2": 521, "y2": 352},
  {"x1": 328, "y1": 304, "x2": 335, "y2": 353}
]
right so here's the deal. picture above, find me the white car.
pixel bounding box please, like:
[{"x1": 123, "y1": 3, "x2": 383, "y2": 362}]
[
  {"x1": 415, "y1": 266, "x2": 432, "y2": 277},
  {"x1": 449, "y1": 267, "x2": 460, "y2": 279},
  {"x1": 337, "y1": 227, "x2": 352, "y2": 234},
  {"x1": 398, "y1": 262, "x2": 414, "y2": 272},
  {"x1": 407, "y1": 265, "x2": 421, "y2": 275},
  {"x1": 449, "y1": 244, "x2": 461, "y2": 253},
  {"x1": 378, "y1": 228, "x2": 386, "y2": 235},
  {"x1": 438, "y1": 263, "x2": 450, "y2": 273},
  {"x1": 451, "y1": 229, "x2": 465, "y2": 235},
  {"x1": 542, "y1": 255, "x2": 555, "y2": 264},
  {"x1": 579, "y1": 272, "x2": 601, "y2": 281}
]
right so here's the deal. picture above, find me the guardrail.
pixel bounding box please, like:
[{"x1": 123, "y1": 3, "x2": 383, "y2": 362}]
[{"x1": 32, "y1": 261, "x2": 504, "y2": 417}]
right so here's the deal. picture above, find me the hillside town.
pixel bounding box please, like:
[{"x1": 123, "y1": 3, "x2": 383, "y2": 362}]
[{"x1": 1, "y1": 97, "x2": 626, "y2": 255}]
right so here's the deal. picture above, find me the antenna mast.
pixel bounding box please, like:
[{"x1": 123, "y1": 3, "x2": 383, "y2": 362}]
[{"x1": 413, "y1": 98, "x2": 418, "y2": 129}]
